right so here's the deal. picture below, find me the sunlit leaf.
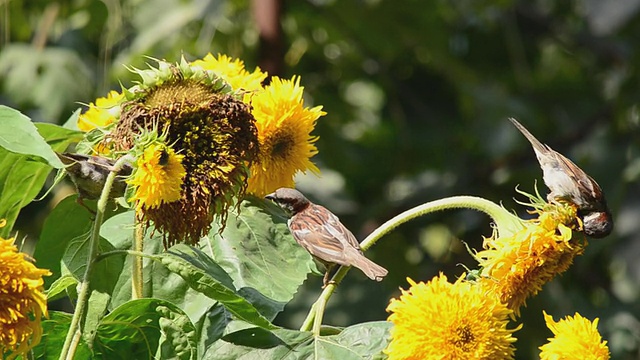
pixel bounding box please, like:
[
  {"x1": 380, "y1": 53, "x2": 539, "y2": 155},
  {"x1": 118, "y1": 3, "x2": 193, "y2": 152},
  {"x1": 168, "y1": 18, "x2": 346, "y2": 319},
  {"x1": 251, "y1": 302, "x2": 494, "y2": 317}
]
[
  {"x1": 0, "y1": 106, "x2": 64, "y2": 167},
  {"x1": 0, "y1": 123, "x2": 81, "y2": 237},
  {"x1": 45, "y1": 274, "x2": 78, "y2": 302},
  {"x1": 103, "y1": 211, "x2": 219, "y2": 324},
  {"x1": 207, "y1": 198, "x2": 315, "y2": 319},
  {"x1": 204, "y1": 321, "x2": 391, "y2": 359},
  {"x1": 160, "y1": 245, "x2": 276, "y2": 330}
]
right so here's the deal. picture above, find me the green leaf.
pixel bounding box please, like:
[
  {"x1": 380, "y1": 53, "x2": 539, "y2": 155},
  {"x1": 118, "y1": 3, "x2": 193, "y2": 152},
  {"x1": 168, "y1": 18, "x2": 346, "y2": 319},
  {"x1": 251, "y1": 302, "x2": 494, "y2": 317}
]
[
  {"x1": 157, "y1": 302, "x2": 199, "y2": 360},
  {"x1": 45, "y1": 274, "x2": 78, "y2": 302},
  {"x1": 33, "y1": 311, "x2": 92, "y2": 360},
  {"x1": 34, "y1": 195, "x2": 93, "y2": 289},
  {"x1": 103, "y1": 212, "x2": 219, "y2": 324},
  {"x1": 82, "y1": 290, "x2": 111, "y2": 347},
  {"x1": 160, "y1": 245, "x2": 276, "y2": 330},
  {"x1": 93, "y1": 298, "x2": 197, "y2": 359},
  {"x1": 62, "y1": 220, "x2": 125, "y2": 295},
  {"x1": 206, "y1": 321, "x2": 391, "y2": 359},
  {"x1": 196, "y1": 303, "x2": 231, "y2": 354},
  {"x1": 0, "y1": 123, "x2": 81, "y2": 237},
  {"x1": 207, "y1": 198, "x2": 315, "y2": 319},
  {"x1": 0, "y1": 106, "x2": 65, "y2": 167}
]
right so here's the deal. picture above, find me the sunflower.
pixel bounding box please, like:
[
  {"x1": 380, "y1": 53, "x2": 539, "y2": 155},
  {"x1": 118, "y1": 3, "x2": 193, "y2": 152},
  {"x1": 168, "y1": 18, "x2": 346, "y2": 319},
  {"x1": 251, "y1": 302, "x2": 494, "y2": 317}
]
[
  {"x1": 539, "y1": 311, "x2": 610, "y2": 360},
  {"x1": 77, "y1": 90, "x2": 123, "y2": 132},
  {"x1": 476, "y1": 198, "x2": 586, "y2": 316},
  {"x1": 385, "y1": 273, "x2": 518, "y2": 360},
  {"x1": 191, "y1": 53, "x2": 266, "y2": 93},
  {"x1": 127, "y1": 143, "x2": 186, "y2": 211},
  {"x1": 247, "y1": 76, "x2": 325, "y2": 196},
  {"x1": 109, "y1": 59, "x2": 259, "y2": 246},
  {"x1": 0, "y1": 220, "x2": 51, "y2": 359}
]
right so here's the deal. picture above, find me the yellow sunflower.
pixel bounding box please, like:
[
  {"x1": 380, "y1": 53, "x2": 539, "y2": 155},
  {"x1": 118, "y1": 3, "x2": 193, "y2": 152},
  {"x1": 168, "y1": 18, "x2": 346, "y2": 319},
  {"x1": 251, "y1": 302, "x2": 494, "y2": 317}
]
[
  {"x1": 127, "y1": 144, "x2": 186, "y2": 211},
  {"x1": 77, "y1": 90, "x2": 123, "y2": 132},
  {"x1": 0, "y1": 220, "x2": 51, "y2": 359},
  {"x1": 476, "y1": 201, "x2": 585, "y2": 316},
  {"x1": 539, "y1": 311, "x2": 610, "y2": 360},
  {"x1": 385, "y1": 273, "x2": 518, "y2": 360},
  {"x1": 191, "y1": 53, "x2": 266, "y2": 93},
  {"x1": 247, "y1": 76, "x2": 325, "y2": 196}
]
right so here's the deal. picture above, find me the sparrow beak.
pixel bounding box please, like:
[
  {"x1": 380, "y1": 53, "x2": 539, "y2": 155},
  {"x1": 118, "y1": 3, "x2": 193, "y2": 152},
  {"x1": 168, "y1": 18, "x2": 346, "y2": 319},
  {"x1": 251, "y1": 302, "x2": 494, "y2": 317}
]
[{"x1": 264, "y1": 193, "x2": 276, "y2": 201}]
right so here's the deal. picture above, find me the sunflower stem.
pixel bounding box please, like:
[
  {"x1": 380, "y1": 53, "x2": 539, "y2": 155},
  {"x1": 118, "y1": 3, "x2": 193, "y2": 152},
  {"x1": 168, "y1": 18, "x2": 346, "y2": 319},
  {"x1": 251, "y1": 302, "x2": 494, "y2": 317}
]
[
  {"x1": 299, "y1": 195, "x2": 521, "y2": 333},
  {"x1": 59, "y1": 156, "x2": 131, "y2": 360},
  {"x1": 131, "y1": 220, "x2": 144, "y2": 299}
]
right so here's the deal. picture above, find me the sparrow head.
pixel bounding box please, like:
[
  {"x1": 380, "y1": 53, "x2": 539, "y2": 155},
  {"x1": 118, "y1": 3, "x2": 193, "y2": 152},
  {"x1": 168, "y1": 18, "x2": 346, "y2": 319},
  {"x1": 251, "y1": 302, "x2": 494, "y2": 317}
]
[
  {"x1": 581, "y1": 210, "x2": 614, "y2": 239},
  {"x1": 265, "y1": 187, "x2": 311, "y2": 215}
]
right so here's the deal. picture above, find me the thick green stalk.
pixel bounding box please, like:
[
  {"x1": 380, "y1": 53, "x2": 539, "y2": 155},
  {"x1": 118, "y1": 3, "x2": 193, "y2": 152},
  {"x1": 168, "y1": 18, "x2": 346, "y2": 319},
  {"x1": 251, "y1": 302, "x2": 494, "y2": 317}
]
[
  {"x1": 131, "y1": 221, "x2": 144, "y2": 299},
  {"x1": 300, "y1": 195, "x2": 521, "y2": 332},
  {"x1": 59, "y1": 156, "x2": 131, "y2": 360}
]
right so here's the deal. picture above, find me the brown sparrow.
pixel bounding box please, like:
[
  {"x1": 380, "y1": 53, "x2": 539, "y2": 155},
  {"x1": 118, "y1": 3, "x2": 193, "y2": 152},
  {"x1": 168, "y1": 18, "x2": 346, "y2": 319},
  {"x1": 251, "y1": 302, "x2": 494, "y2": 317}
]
[
  {"x1": 57, "y1": 152, "x2": 133, "y2": 209},
  {"x1": 509, "y1": 118, "x2": 613, "y2": 238},
  {"x1": 266, "y1": 188, "x2": 388, "y2": 286}
]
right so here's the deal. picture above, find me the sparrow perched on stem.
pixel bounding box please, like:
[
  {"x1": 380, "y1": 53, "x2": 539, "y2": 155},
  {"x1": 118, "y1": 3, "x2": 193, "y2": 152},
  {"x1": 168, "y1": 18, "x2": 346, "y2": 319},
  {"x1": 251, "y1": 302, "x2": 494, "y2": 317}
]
[
  {"x1": 266, "y1": 187, "x2": 388, "y2": 286},
  {"x1": 509, "y1": 118, "x2": 613, "y2": 238},
  {"x1": 56, "y1": 152, "x2": 133, "y2": 210}
]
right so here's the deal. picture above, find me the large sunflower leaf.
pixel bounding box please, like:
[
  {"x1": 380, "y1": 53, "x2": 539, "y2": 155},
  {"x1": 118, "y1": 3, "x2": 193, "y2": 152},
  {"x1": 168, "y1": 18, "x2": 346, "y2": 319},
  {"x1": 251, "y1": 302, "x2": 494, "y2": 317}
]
[
  {"x1": 93, "y1": 298, "x2": 197, "y2": 360},
  {"x1": 0, "y1": 121, "x2": 82, "y2": 237},
  {"x1": 203, "y1": 321, "x2": 391, "y2": 359},
  {"x1": 103, "y1": 211, "x2": 221, "y2": 326},
  {"x1": 160, "y1": 245, "x2": 276, "y2": 330},
  {"x1": 205, "y1": 197, "x2": 315, "y2": 320},
  {"x1": 35, "y1": 195, "x2": 93, "y2": 289},
  {"x1": 0, "y1": 106, "x2": 67, "y2": 168},
  {"x1": 33, "y1": 311, "x2": 92, "y2": 360}
]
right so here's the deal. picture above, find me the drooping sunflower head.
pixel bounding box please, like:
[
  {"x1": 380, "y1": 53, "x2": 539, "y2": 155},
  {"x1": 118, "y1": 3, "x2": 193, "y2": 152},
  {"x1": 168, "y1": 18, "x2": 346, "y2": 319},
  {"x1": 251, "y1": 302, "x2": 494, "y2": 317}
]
[
  {"x1": 476, "y1": 190, "x2": 586, "y2": 316},
  {"x1": 385, "y1": 273, "x2": 519, "y2": 360},
  {"x1": 0, "y1": 220, "x2": 51, "y2": 359},
  {"x1": 247, "y1": 76, "x2": 325, "y2": 197},
  {"x1": 109, "y1": 58, "x2": 259, "y2": 246},
  {"x1": 539, "y1": 311, "x2": 610, "y2": 360}
]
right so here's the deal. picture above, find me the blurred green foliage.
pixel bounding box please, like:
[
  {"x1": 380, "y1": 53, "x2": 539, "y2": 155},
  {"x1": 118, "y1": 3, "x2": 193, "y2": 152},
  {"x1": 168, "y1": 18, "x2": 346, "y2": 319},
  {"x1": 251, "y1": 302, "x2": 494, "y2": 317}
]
[{"x1": 2, "y1": 0, "x2": 639, "y2": 358}]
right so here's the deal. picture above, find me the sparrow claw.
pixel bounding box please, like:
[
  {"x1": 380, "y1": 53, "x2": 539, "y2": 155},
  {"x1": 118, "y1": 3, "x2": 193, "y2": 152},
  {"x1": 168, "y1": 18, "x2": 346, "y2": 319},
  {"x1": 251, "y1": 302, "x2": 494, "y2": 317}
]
[{"x1": 321, "y1": 280, "x2": 337, "y2": 289}]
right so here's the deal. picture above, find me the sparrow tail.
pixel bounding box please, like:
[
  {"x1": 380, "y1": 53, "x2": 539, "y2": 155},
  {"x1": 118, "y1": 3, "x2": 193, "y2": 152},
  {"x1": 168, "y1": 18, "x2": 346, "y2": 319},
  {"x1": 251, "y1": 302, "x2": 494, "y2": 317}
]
[
  {"x1": 508, "y1": 118, "x2": 547, "y2": 152},
  {"x1": 352, "y1": 256, "x2": 388, "y2": 282}
]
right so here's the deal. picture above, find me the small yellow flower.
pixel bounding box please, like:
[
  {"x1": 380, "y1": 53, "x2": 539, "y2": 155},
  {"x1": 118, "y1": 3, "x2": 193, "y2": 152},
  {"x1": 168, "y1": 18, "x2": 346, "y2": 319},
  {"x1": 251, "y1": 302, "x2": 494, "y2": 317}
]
[
  {"x1": 127, "y1": 144, "x2": 186, "y2": 211},
  {"x1": 476, "y1": 203, "x2": 585, "y2": 316},
  {"x1": 191, "y1": 53, "x2": 267, "y2": 93},
  {"x1": 247, "y1": 76, "x2": 325, "y2": 196},
  {"x1": 385, "y1": 273, "x2": 518, "y2": 360},
  {"x1": 77, "y1": 90, "x2": 124, "y2": 132},
  {"x1": 0, "y1": 220, "x2": 51, "y2": 359},
  {"x1": 540, "y1": 311, "x2": 610, "y2": 360}
]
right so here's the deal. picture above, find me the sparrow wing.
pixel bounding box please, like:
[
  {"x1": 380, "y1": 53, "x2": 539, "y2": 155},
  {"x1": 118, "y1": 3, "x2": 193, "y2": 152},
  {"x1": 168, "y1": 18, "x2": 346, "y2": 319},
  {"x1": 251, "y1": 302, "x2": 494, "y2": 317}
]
[
  {"x1": 551, "y1": 153, "x2": 602, "y2": 201},
  {"x1": 288, "y1": 204, "x2": 362, "y2": 267}
]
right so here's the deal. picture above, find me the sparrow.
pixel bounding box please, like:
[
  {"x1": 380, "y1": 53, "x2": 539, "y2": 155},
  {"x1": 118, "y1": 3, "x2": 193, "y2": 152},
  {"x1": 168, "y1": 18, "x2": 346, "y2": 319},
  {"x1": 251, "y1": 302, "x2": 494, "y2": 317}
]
[
  {"x1": 265, "y1": 187, "x2": 388, "y2": 286},
  {"x1": 56, "y1": 152, "x2": 133, "y2": 210},
  {"x1": 509, "y1": 118, "x2": 613, "y2": 238}
]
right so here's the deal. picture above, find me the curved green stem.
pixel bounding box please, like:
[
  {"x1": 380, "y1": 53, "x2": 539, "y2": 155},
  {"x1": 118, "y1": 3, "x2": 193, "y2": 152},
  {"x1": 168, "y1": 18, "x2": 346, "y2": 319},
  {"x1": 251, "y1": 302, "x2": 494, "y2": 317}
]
[
  {"x1": 299, "y1": 195, "x2": 521, "y2": 333},
  {"x1": 59, "y1": 156, "x2": 132, "y2": 360}
]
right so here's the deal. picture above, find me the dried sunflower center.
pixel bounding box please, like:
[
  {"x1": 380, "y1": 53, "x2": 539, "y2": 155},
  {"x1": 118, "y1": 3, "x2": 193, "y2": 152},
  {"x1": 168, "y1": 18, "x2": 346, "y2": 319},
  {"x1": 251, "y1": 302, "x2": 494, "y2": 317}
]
[{"x1": 111, "y1": 67, "x2": 258, "y2": 246}]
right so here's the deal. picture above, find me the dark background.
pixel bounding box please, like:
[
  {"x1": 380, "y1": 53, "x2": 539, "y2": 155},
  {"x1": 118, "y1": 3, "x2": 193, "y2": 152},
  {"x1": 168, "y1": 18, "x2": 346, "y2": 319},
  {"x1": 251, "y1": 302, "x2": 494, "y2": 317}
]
[{"x1": 2, "y1": 1, "x2": 640, "y2": 358}]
